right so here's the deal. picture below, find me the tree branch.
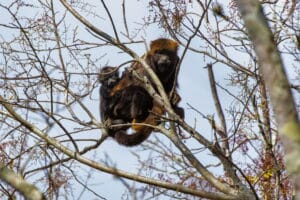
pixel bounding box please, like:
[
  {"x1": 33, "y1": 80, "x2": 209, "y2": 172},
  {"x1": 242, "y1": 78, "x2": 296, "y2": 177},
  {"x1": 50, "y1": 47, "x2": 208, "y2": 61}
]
[
  {"x1": 236, "y1": 0, "x2": 300, "y2": 198},
  {"x1": 0, "y1": 163, "x2": 44, "y2": 200},
  {"x1": 0, "y1": 96, "x2": 236, "y2": 200}
]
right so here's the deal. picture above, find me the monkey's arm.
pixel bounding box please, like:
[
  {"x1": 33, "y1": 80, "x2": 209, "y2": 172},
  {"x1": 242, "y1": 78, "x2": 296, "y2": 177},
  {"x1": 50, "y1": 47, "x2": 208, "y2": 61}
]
[{"x1": 170, "y1": 92, "x2": 185, "y2": 119}]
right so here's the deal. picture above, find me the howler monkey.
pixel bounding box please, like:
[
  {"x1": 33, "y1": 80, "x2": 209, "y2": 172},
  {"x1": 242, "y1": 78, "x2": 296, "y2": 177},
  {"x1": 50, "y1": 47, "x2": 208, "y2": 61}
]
[{"x1": 100, "y1": 38, "x2": 184, "y2": 146}]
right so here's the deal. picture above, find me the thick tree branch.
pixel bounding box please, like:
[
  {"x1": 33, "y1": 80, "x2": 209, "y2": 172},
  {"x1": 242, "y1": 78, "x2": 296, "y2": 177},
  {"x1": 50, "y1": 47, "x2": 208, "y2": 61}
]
[{"x1": 0, "y1": 163, "x2": 44, "y2": 200}]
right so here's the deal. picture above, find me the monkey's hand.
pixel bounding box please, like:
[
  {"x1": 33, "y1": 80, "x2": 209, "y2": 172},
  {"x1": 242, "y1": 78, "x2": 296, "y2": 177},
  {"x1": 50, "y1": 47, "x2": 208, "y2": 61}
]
[{"x1": 173, "y1": 106, "x2": 185, "y2": 119}]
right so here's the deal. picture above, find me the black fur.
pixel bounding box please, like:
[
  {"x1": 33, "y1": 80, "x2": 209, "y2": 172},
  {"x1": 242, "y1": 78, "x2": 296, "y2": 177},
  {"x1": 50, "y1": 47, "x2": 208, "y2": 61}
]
[
  {"x1": 111, "y1": 85, "x2": 153, "y2": 122},
  {"x1": 99, "y1": 66, "x2": 120, "y2": 122}
]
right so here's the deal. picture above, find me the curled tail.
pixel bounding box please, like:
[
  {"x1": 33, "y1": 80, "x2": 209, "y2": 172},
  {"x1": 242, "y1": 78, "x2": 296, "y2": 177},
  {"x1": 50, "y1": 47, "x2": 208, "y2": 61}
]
[
  {"x1": 109, "y1": 104, "x2": 162, "y2": 146},
  {"x1": 108, "y1": 116, "x2": 155, "y2": 146},
  {"x1": 113, "y1": 128, "x2": 152, "y2": 146}
]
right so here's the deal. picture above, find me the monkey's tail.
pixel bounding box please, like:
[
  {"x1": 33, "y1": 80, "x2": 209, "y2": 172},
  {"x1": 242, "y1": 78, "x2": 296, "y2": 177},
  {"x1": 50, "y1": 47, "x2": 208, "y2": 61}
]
[
  {"x1": 113, "y1": 127, "x2": 152, "y2": 146},
  {"x1": 112, "y1": 103, "x2": 163, "y2": 146}
]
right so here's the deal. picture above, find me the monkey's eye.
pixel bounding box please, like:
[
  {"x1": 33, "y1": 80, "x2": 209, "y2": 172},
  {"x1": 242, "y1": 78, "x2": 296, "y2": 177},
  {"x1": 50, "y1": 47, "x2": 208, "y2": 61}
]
[{"x1": 155, "y1": 49, "x2": 163, "y2": 54}]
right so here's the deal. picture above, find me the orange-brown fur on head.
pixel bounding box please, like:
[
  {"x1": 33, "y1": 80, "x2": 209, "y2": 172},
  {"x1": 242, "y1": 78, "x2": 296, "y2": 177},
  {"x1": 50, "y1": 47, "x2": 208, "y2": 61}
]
[{"x1": 149, "y1": 38, "x2": 178, "y2": 55}]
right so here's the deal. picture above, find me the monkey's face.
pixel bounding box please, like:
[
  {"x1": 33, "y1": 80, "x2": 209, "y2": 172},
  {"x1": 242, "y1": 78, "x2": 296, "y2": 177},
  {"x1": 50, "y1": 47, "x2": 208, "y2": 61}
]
[
  {"x1": 99, "y1": 66, "x2": 119, "y2": 87},
  {"x1": 149, "y1": 50, "x2": 179, "y2": 79}
]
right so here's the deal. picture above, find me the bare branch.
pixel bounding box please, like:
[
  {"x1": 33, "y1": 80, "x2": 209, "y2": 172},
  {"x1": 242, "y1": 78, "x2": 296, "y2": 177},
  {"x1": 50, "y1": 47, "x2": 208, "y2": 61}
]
[
  {"x1": 0, "y1": 163, "x2": 44, "y2": 200},
  {"x1": 0, "y1": 96, "x2": 237, "y2": 200}
]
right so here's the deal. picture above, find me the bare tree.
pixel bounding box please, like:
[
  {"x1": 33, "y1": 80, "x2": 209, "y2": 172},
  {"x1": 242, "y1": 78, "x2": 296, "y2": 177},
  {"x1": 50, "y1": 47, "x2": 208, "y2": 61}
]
[{"x1": 0, "y1": 0, "x2": 299, "y2": 199}]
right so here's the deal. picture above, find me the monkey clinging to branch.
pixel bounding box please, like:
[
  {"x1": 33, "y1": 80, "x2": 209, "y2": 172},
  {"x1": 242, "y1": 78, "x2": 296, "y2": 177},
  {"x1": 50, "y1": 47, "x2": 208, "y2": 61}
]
[{"x1": 99, "y1": 38, "x2": 184, "y2": 146}]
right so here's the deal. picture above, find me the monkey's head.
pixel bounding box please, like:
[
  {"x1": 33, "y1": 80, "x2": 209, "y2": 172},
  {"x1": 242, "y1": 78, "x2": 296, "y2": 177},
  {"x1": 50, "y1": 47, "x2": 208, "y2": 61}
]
[
  {"x1": 147, "y1": 38, "x2": 179, "y2": 81},
  {"x1": 99, "y1": 66, "x2": 119, "y2": 87}
]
